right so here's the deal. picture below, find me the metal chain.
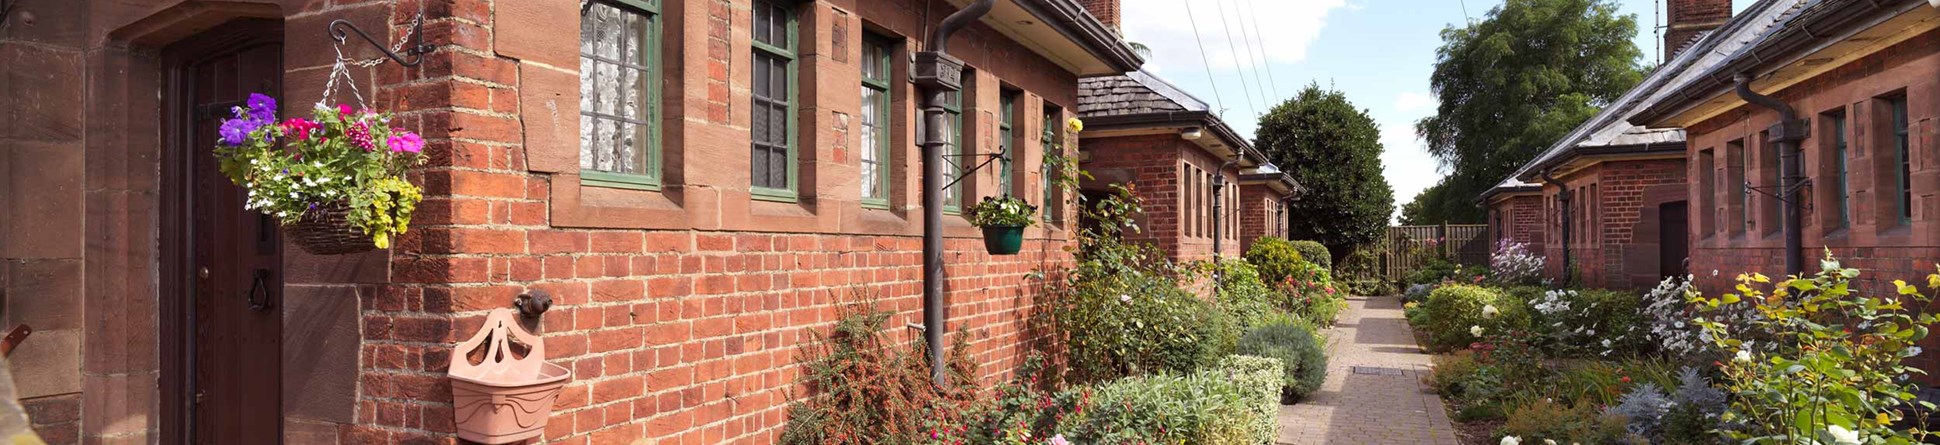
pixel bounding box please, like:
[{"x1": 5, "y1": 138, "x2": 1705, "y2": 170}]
[{"x1": 318, "y1": 13, "x2": 423, "y2": 109}]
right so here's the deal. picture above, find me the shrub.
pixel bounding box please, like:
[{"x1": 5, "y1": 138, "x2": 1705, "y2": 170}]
[
  {"x1": 1288, "y1": 240, "x2": 1333, "y2": 271},
  {"x1": 1526, "y1": 288, "x2": 1645, "y2": 357},
  {"x1": 1693, "y1": 256, "x2": 1940, "y2": 443},
  {"x1": 1053, "y1": 268, "x2": 1234, "y2": 383},
  {"x1": 780, "y1": 303, "x2": 977, "y2": 445},
  {"x1": 1403, "y1": 283, "x2": 1437, "y2": 303},
  {"x1": 1606, "y1": 367, "x2": 1726, "y2": 444},
  {"x1": 1275, "y1": 261, "x2": 1344, "y2": 326},
  {"x1": 1235, "y1": 316, "x2": 1329, "y2": 402},
  {"x1": 1486, "y1": 239, "x2": 1544, "y2": 286},
  {"x1": 1420, "y1": 285, "x2": 1527, "y2": 350},
  {"x1": 1213, "y1": 259, "x2": 1285, "y2": 328},
  {"x1": 1064, "y1": 356, "x2": 1282, "y2": 445},
  {"x1": 941, "y1": 355, "x2": 1089, "y2": 445},
  {"x1": 1404, "y1": 257, "x2": 1484, "y2": 286},
  {"x1": 1244, "y1": 237, "x2": 1306, "y2": 284},
  {"x1": 1497, "y1": 398, "x2": 1630, "y2": 444},
  {"x1": 1339, "y1": 278, "x2": 1395, "y2": 297}
]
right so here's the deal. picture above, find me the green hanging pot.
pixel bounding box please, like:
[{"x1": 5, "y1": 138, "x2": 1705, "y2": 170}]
[{"x1": 980, "y1": 225, "x2": 1026, "y2": 255}]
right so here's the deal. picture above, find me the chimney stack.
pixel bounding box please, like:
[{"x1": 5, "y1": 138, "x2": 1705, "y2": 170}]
[
  {"x1": 1665, "y1": 0, "x2": 1731, "y2": 60},
  {"x1": 1079, "y1": 0, "x2": 1120, "y2": 32}
]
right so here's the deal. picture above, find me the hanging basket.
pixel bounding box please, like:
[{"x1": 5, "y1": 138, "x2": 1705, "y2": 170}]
[
  {"x1": 286, "y1": 205, "x2": 378, "y2": 255},
  {"x1": 450, "y1": 308, "x2": 572, "y2": 444},
  {"x1": 980, "y1": 225, "x2": 1026, "y2": 255}
]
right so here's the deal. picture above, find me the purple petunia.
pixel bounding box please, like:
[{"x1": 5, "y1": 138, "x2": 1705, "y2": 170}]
[
  {"x1": 387, "y1": 132, "x2": 424, "y2": 154},
  {"x1": 246, "y1": 93, "x2": 277, "y2": 122},
  {"x1": 218, "y1": 118, "x2": 259, "y2": 146}
]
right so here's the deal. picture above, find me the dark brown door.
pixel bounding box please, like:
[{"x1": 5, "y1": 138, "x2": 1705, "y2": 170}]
[
  {"x1": 1660, "y1": 201, "x2": 1690, "y2": 279},
  {"x1": 161, "y1": 20, "x2": 285, "y2": 445}
]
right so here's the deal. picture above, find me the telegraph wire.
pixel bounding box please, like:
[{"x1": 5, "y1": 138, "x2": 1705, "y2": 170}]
[
  {"x1": 1213, "y1": 0, "x2": 1261, "y2": 116},
  {"x1": 1182, "y1": 0, "x2": 1229, "y2": 116},
  {"x1": 1242, "y1": 0, "x2": 1283, "y2": 102}
]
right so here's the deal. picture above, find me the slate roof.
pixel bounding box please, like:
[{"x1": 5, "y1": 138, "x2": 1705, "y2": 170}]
[
  {"x1": 1078, "y1": 70, "x2": 1209, "y2": 117},
  {"x1": 1492, "y1": 0, "x2": 1811, "y2": 193}
]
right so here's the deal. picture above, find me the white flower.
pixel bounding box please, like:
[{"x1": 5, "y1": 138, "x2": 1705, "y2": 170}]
[
  {"x1": 1734, "y1": 349, "x2": 1752, "y2": 363},
  {"x1": 1826, "y1": 425, "x2": 1860, "y2": 445},
  {"x1": 1118, "y1": 294, "x2": 1131, "y2": 303},
  {"x1": 1470, "y1": 325, "x2": 1486, "y2": 338},
  {"x1": 1481, "y1": 304, "x2": 1499, "y2": 318},
  {"x1": 1543, "y1": 440, "x2": 1557, "y2": 445},
  {"x1": 1500, "y1": 436, "x2": 1520, "y2": 445}
]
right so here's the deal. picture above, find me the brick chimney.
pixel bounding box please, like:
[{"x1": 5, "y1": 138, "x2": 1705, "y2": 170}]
[
  {"x1": 1665, "y1": 0, "x2": 1731, "y2": 60},
  {"x1": 1079, "y1": 0, "x2": 1120, "y2": 32}
]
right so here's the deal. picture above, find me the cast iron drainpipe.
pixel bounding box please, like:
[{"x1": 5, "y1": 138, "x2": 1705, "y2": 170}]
[
  {"x1": 914, "y1": 0, "x2": 993, "y2": 386},
  {"x1": 1212, "y1": 156, "x2": 1239, "y2": 277},
  {"x1": 1734, "y1": 73, "x2": 1808, "y2": 276},
  {"x1": 1540, "y1": 169, "x2": 1571, "y2": 285}
]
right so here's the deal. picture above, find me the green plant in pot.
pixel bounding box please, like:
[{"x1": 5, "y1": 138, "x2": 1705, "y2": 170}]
[{"x1": 965, "y1": 195, "x2": 1037, "y2": 255}]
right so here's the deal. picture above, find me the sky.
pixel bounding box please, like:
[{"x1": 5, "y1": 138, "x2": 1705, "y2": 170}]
[{"x1": 1118, "y1": 0, "x2": 1754, "y2": 221}]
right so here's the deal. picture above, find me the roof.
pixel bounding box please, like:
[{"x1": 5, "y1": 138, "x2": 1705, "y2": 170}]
[
  {"x1": 981, "y1": 0, "x2": 1145, "y2": 75},
  {"x1": 1498, "y1": 0, "x2": 1808, "y2": 187},
  {"x1": 1241, "y1": 164, "x2": 1304, "y2": 198},
  {"x1": 1077, "y1": 70, "x2": 1262, "y2": 166},
  {"x1": 1630, "y1": 0, "x2": 1924, "y2": 125}
]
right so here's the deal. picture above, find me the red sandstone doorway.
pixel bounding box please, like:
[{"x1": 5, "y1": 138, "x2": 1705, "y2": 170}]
[
  {"x1": 159, "y1": 20, "x2": 286, "y2": 445},
  {"x1": 1660, "y1": 200, "x2": 1690, "y2": 279}
]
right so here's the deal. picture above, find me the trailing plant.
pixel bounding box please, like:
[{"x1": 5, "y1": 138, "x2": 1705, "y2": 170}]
[
  {"x1": 213, "y1": 94, "x2": 427, "y2": 248},
  {"x1": 1693, "y1": 254, "x2": 1940, "y2": 444},
  {"x1": 1236, "y1": 316, "x2": 1329, "y2": 402},
  {"x1": 780, "y1": 301, "x2": 979, "y2": 445},
  {"x1": 966, "y1": 195, "x2": 1038, "y2": 228}
]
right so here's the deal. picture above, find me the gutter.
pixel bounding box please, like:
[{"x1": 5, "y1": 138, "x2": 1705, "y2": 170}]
[
  {"x1": 1014, "y1": 0, "x2": 1145, "y2": 72},
  {"x1": 1631, "y1": 0, "x2": 1917, "y2": 125},
  {"x1": 1082, "y1": 110, "x2": 1255, "y2": 161},
  {"x1": 1513, "y1": 141, "x2": 1690, "y2": 182}
]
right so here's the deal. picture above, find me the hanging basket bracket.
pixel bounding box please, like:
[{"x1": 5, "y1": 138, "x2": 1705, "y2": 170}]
[{"x1": 328, "y1": 16, "x2": 433, "y2": 67}]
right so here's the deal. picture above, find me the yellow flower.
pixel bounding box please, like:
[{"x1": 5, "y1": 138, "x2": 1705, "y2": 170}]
[{"x1": 1066, "y1": 117, "x2": 1085, "y2": 134}]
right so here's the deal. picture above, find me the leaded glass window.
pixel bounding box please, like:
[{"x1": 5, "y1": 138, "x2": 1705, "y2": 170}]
[
  {"x1": 751, "y1": 0, "x2": 797, "y2": 197},
  {"x1": 579, "y1": 0, "x2": 660, "y2": 188}
]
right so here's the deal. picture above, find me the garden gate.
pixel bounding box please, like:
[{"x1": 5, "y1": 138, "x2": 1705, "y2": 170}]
[{"x1": 1379, "y1": 224, "x2": 1489, "y2": 281}]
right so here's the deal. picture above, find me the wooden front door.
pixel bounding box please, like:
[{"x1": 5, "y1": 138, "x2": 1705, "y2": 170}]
[
  {"x1": 1660, "y1": 200, "x2": 1690, "y2": 279},
  {"x1": 161, "y1": 20, "x2": 285, "y2": 445}
]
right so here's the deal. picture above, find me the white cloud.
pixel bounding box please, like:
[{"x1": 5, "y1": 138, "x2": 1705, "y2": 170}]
[{"x1": 1120, "y1": 0, "x2": 1347, "y2": 75}]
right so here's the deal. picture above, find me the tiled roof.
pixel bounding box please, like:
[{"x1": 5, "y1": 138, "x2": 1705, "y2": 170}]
[{"x1": 1078, "y1": 70, "x2": 1209, "y2": 117}]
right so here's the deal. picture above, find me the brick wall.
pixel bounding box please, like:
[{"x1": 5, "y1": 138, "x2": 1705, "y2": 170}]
[
  {"x1": 1487, "y1": 193, "x2": 1547, "y2": 256},
  {"x1": 1538, "y1": 157, "x2": 1688, "y2": 290},
  {"x1": 1665, "y1": 0, "x2": 1731, "y2": 59},
  {"x1": 1079, "y1": 133, "x2": 1243, "y2": 264},
  {"x1": 1237, "y1": 183, "x2": 1287, "y2": 253},
  {"x1": 1077, "y1": 0, "x2": 1120, "y2": 31}
]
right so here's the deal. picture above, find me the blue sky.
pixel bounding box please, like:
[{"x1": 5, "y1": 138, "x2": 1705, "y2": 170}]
[{"x1": 1118, "y1": 0, "x2": 1753, "y2": 221}]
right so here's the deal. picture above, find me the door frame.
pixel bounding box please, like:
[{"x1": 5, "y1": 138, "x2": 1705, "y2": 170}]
[{"x1": 158, "y1": 19, "x2": 285, "y2": 445}]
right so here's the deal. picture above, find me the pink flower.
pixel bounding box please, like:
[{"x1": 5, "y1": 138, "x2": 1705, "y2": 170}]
[
  {"x1": 348, "y1": 122, "x2": 375, "y2": 151},
  {"x1": 279, "y1": 118, "x2": 321, "y2": 140},
  {"x1": 1049, "y1": 435, "x2": 1071, "y2": 445},
  {"x1": 387, "y1": 132, "x2": 424, "y2": 154},
  {"x1": 338, "y1": 103, "x2": 353, "y2": 116}
]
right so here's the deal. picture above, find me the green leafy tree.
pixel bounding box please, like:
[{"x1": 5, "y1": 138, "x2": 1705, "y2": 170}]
[
  {"x1": 1413, "y1": 0, "x2": 1644, "y2": 223},
  {"x1": 1254, "y1": 85, "x2": 1394, "y2": 259}
]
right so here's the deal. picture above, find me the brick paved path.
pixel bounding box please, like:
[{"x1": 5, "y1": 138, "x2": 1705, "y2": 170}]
[{"x1": 1276, "y1": 294, "x2": 1460, "y2": 445}]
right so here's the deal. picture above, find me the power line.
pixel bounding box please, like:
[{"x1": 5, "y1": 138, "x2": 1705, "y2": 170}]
[
  {"x1": 1241, "y1": 0, "x2": 1282, "y2": 102},
  {"x1": 1228, "y1": 0, "x2": 1274, "y2": 107},
  {"x1": 1181, "y1": 0, "x2": 1228, "y2": 115},
  {"x1": 1213, "y1": 0, "x2": 1261, "y2": 116}
]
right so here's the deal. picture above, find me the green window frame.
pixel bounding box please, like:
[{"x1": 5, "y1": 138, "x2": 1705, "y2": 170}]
[
  {"x1": 997, "y1": 92, "x2": 1016, "y2": 198},
  {"x1": 860, "y1": 34, "x2": 893, "y2": 208},
  {"x1": 1736, "y1": 140, "x2": 1751, "y2": 234},
  {"x1": 918, "y1": 89, "x2": 964, "y2": 213},
  {"x1": 1831, "y1": 113, "x2": 1850, "y2": 227},
  {"x1": 1891, "y1": 96, "x2": 1912, "y2": 224},
  {"x1": 579, "y1": 0, "x2": 662, "y2": 190},
  {"x1": 750, "y1": 0, "x2": 798, "y2": 201}
]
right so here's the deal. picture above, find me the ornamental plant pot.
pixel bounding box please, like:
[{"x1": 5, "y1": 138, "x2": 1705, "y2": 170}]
[
  {"x1": 286, "y1": 205, "x2": 378, "y2": 255},
  {"x1": 980, "y1": 225, "x2": 1025, "y2": 255},
  {"x1": 449, "y1": 308, "x2": 573, "y2": 444}
]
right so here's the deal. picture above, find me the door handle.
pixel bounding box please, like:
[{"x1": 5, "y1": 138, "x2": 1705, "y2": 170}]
[{"x1": 247, "y1": 269, "x2": 272, "y2": 311}]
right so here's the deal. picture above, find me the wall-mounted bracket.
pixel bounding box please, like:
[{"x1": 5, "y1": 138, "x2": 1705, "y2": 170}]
[
  {"x1": 514, "y1": 290, "x2": 553, "y2": 318},
  {"x1": 329, "y1": 16, "x2": 433, "y2": 67},
  {"x1": 940, "y1": 150, "x2": 1010, "y2": 190}
]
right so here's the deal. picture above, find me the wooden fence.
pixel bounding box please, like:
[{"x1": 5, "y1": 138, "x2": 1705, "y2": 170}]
[{"x1": 1379, "y1": 224, "x2": 1490, "y2": 281}]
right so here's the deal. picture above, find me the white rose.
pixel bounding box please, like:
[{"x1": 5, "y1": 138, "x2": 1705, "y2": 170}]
[
  {"x1": 1734, "y1": 349, "x2": 1752, "y2": 363},
  {"x1": 1827, "y1": 425, "x2": 1860, "y2": 445},
  {"x1": 1500, "y1": 436, "x2": 1520, "y2": 445},
  {"x1": 1470, "y1": 325, "x2": 1486, "y2": 338},
  {"x1": 1481, "y1": 304, "x2": 1499, "y2": 318}
]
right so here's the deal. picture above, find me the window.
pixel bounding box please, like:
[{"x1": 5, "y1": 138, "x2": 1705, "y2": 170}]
[
  {"x1": 1041, "y1": 105, "x2": 1063, "y2": 221},
  {"x1": 1698, "y1": 148, "x2": 1717, "y2": 237},
  {"x1": 1891, "y1": 96, "x2": 1912, "y2": 224},
  {"x1": 1730, "y1": 138, "x2": 1749, "y2": 235},
  {"x1": 997, "y1": 91, "x2": 1016, "y2": 197},
  {"x1": 1826, "y1": 112, "x2": 1850, "y2": 228},
  {"x1": 859, "y1": 33, "x2": 892, "y2": 207},
  {"x1": 915, "y1": 89, "x2": 962, "y2": 210},
  {"x1": 579, "y1": 0, "x2": 661, "y2": 189},
  {"x1": 750, "y1": 0, "x2": 797, "y2": 199},
  {"x1": 1761, "y1": 131, "x2": 1778, "y2": 235}
]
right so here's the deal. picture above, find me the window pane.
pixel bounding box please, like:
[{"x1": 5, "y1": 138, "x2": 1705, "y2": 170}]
[{"x1": 580, "y1": 1, "x2": 657, "y2": 178}]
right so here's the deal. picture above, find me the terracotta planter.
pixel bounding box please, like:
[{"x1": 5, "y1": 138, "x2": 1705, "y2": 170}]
[{"x1": 449, "y1": 308, "x2": 573, "y2": 444}]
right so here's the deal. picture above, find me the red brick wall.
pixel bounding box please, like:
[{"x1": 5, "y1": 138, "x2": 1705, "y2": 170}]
[
  {"x1": 1679, "y1": 26, "x2": 1940, "y2": 300},
  {"x1": 1487, "y1": 193, "x2": 1547, "y2": 256},
  {"x1": 1079, "y1": 133, "x2": 1243, "y2": 264},
  {"x1": 1078, "y1": 0, "x2": 1120, "y2": 31},
  {"x1": 1538, "y1": 158, "x2": 1687, "y2": 290},
  {"x1": 1665, "y1": 0, "x2": 1731, "y2": 59},
  {"x1": 1238, "y1": 183, "x2": 1287, "y2": 253}
]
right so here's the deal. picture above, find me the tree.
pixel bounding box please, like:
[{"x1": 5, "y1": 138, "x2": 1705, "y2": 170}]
[
  {"x1": 1255, "y1": 84, "x2": 1394, "y2": 260},
  {"x1": 1413, "y1": 0, "x2": 1643, "y2": 224}
]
